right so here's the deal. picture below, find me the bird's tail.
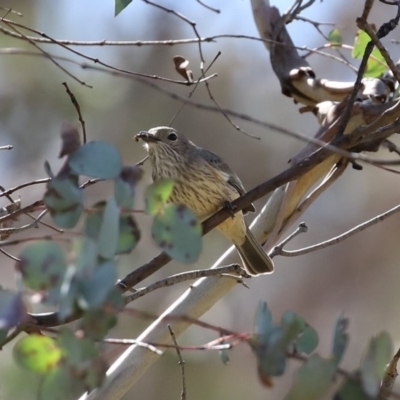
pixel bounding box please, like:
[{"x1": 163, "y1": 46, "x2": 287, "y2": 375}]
[{"x1": 235, "y1": 226, "x2": 274, "y2": 275}]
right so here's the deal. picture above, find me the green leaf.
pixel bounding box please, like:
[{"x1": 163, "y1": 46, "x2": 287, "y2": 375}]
[
  {"x1": 14, "y1": 335, "x2": 63, "y2": 374},
  {"x1": 79, "y1": 286, "x2": 124, "y2": 340},
  {"x1": 59, "y1": 122, "x2": 81, "y2": 157},
  {"x1": 219, "y1": 347, "x2": 230, "y2": 365},
  {"x1": 336, "y1": 378, "x2": 375, "y2": 400},
  {"x1": 115, "y1": 0, "x2": 133, "y2": 16},
  {"x1": 284, "y1": 354, "x2": 336, "y2": 400},
  {"x1": 83, "y1": 356, "x2": 108, "y2": 391},
  {"x1": 57, "y1": 328, "x2": 96, "y2": 365},
  {"x1": 44, "y1": 176, "x2": 84, "y2": 228},
  {"x1": 84, "y1": 202, "x2": 105, "y2": 242},
  {"x1": 0, "y1": 328, "x2": 8, "y2": 346},
  {"x1": 255, "y1": 326, "x2": 287, "y2": 376},
  {"x1": 255, "y1": 301, "x2": 273, "y2": 336},
  {"x1": 57, "y1": 265, "x2": 79, "y2": 321},
  {"x1": 114, "y1": 166, "x2": 143, "y2": 208},
  {"x1": 151, "y1": 203, "x2": 202, "y2": 263},
  {"x1": 73, "y1": 237, "x2": 98, "y2": 276},
  {"x1": 280, "y1": 312, "x2": 304, "y2": 348},
  {"x1": 57, "y1": 238, "x2": 98, "y2": 318},
  {"x1": 252, "y1": 303, "x2": 292, "y2": 378},
  {"x1": 332, "y1": 315, "x2": 349, "y2": 364},
  {"x1": 145, "y1": 179, "x2": 174, "y2": 215},
  {"x1": 68, "y1": 141, "x2": 122, "y2": 179},
  {"x1": 97, "y1": 197, "x2": 119, "y2": 259},
  {"x1": 361, "y1": 332, "x2": 393, "y2": 397},
  {"x1": 353, "y1": 29, "x2": 387, "y2": 77},
  {"x1": 78, "y1": 260, "x2": 117, "y2": 308},
  {"x1": 297, "y1": 324, "x2": 319, "y2": 355},
  {"x1": 39, "y1": 367, "x2": 75, "y2": 400},
  {"x1": 281, "y1": 311, "x2": 318, "y2": 355},
  {"x1": 0, "y1": 290, "x2": 25, "y2": 329},
  {"x1": 328, "y1": 28, "x2": 343, "y2": 46},
  {"x1": 116, "y1": 214, "x2": 140, "y2": 254},
  {"x1": 17, "y1": 242, "x2": 66, "y2": 291},
  {"x1": 86, "y1": 202, "x2": 140, "y2": 255},
  {"x1": 80, "y1": 309, "x2": 118, "y2": 340}
]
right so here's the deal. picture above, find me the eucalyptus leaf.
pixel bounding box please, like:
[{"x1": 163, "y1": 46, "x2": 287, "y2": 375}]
[
  {"x1": 78, "y1": 260, "x2": 117, "y2": 308},
  {"x1": 114, "y1": 166, "x2": 143, "y2": 208},
  {"x1": 68, "y1": 141, "x2": 122, "y2": 179},
  {"x1": 361, "y1": 332, "x2": 393, "y2": 397},
  {"x1": 332, "y1": 315, "x2": 349, "y2": 364},
  {"x1": 17, "y1": 241, "x2": 66, "y2": 291},
  {"x1": 0, "y1": 290, "x2": 26, "y2": 329},
  {"x1": 145, "y1": 179, "x2": 174, "y2": 215},
  {"x1": 284, "y1": 354, "x2": 336, "y2": 400},
  {"x1": 115, "y1": 0, "x2": 133, "y2": 16},
  {"x1": 14, "y1": 335, "x2": 62, "y2": 374},
  {"x1": 44, "y1": 176, "x2": 83, "y2": 228},
  {"x1": 97, "y1": 197, "x2": 119, "y2": 259},
  {"x1": 151, "y1": 203, "x2": 202, "y2": 263}
]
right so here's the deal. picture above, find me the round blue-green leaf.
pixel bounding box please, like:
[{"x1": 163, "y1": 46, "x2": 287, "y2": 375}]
[
  {"x1": 255, "y1": 301, "x2": 273, "y2": 336},
  {"x1": 57, "y1": 328, "x2": 96, "y2": 365},
  {"x1": 328, "y1": 28, "x2": 342, "y2": 47},
  {"x1": 151, "y1": 203, "x2": 202, "y2": 263},
  {"x1": 297, "y1": 324, "x2": 318, "y2": 355},
  {"x1": 80, "y1": 310, "x2": 118, "y2": 340},
  {"x1": 97, "y1": 197, "x2": 119, "y2": 259},
  {"x1": 361, "y1": 332, "x2": 393, "y2": 397},
  {"x1": 0, "y1": 290, "x2": 26, "y2": 329},
  {"x1": 114, "y1": 166, "x2": 143, "y2": 208},
  {"x1": 39, "y1": 367, "x2": 74, "y2": 400},
  {"x1": 17, "y1": 242, "x2": 66, "y2": 291},
  {"x1": 284, "y1": 354, "x2": 336, "y2": 400},
  {"x1": 115, "y1": 0, "x2": 133, "y2": 16},
  {"x1": 68, "y1": 141, "x2": 122, "y2": 179},
  {"x1": 14, "y1": 335, "x2": 63, "y2": 374},
  {"x1": 332, "y1": 314, "x2": 349, "y2": 364},
  {"x1": 45, "y1": 177, "x2": 82, "y2": 209},
  {"x1": 253, "y1": 326, "x2": 287, "y2": 377},
  {"x1": 44, "y1": 176, "x2": 84, "y2": 228},
  {"x1": 336, "y1": 379, "x2": 373, "y2": 400},
  {"x1": 145, "y1": 179, "x2": 174, "y2": 215},
  {"x1": 78, "y1": 260, "x2": 117, "y2": 308},
  {"x1": 116, "y1": 215, "x2": 140, "y2": 254}
]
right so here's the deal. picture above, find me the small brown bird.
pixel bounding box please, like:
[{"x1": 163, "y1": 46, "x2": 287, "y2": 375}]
[{"x1": 135, "y1": 126, "x2": 274, "y2": 275}]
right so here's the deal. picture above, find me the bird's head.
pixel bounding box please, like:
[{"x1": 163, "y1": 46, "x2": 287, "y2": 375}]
[{"x1": 135, "y1": 126, "x2": 191, "y2": 155}]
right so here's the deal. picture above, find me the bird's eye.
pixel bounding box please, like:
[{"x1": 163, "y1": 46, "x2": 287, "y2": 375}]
[{"x1": 167, "y1": 133, "x2": 178, "y2": 141}]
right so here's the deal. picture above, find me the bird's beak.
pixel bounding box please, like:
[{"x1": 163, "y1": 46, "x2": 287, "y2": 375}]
[{"x1": 134, "y1": 131, "x2": 159, "y2": 143}]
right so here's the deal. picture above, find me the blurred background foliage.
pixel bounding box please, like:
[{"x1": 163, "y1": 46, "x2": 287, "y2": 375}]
[{"x1": 1, "y1": 0, "x2": 400, "y2": 399}]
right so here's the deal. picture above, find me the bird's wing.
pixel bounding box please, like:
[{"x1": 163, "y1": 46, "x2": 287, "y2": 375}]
[{"x1": 198, "y1": 147, "x2": 255, "y2": 213}]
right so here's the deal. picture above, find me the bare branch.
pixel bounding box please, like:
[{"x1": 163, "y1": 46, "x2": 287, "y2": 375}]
[
  {"x1": 62, "y1": 82, "x2": 87, "y2": 143},
  {"x1": 274, "y1": 202, "x2": 400, "y2": 257},
  {"x1": 168, "y1": 325, "x2": 187, "y2": 400}
]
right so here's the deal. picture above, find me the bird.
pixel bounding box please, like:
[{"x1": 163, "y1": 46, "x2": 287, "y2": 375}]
[{"x1": 135, "y1": 126, "x2": 274, "y2": 275}]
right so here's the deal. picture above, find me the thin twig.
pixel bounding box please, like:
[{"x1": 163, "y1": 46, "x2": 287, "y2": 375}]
[
  {"x1": 0, "y1": 209, "x2": 48, "y2": 235},
  {"x1": 379, "y1": 347, "x2": 400, "y2": 400},
  {"x1": 25, "y1": 212, "x2": 63, "y2": 233},
  {"x1": 103, "y1": 336, "x2": 232, "y2": 352},
  {"x1": 269, "y1": 223, "x2": 308, "y2": 257},
  {"x1": 274, "y1": 203, "x2": 400, "y2": 257},
  {"x1": 0, "y1": 178, "x2": 50, "y2": 198},
  {"x1": 1, "y1": 19, "x2": 91, "y2": 88},
  {"x1": 62, "y1": 82, "x2": 87, "y2": 143},
  {"x1": 168, "y1": 325, "x2": 187, "y2": 400},
  {"x1": 195, "y1": 0, "x2": 220, "y2": 13},
  {"x1": 0, "y1": 247, "x2": 20, "y2": 261},
  {"x1": 123, "y1": 264, "x2": 248, "y2": 304}
]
